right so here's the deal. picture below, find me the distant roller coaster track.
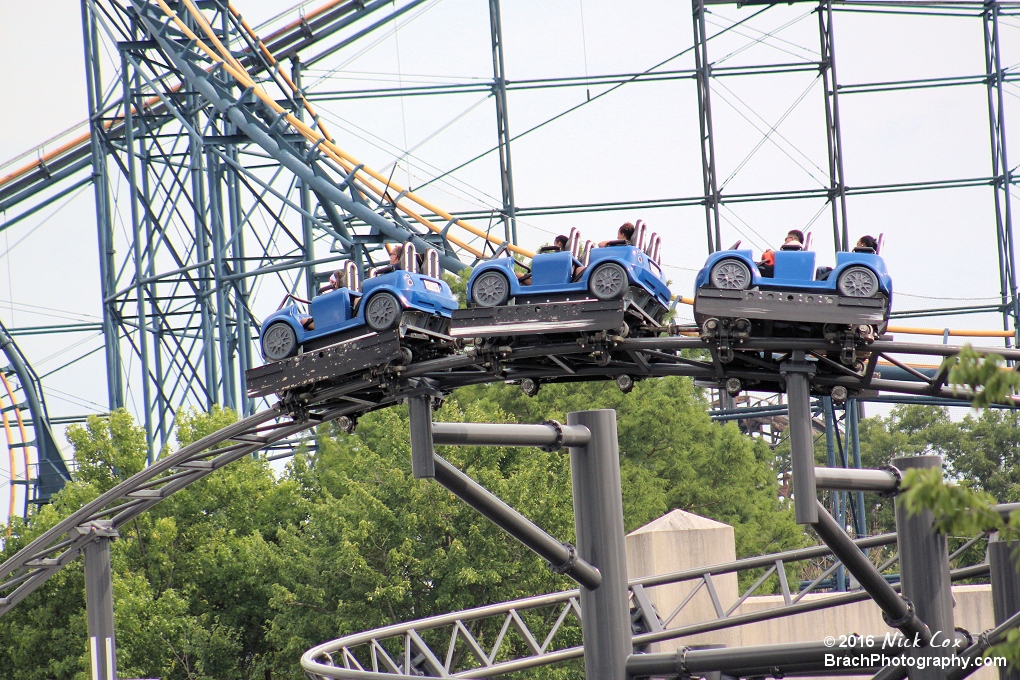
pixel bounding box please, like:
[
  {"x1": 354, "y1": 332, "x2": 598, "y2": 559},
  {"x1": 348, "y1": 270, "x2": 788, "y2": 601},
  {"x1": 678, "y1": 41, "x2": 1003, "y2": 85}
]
[{"x1": 0, "y1": 332, "x2": 1013, "y2": 618}]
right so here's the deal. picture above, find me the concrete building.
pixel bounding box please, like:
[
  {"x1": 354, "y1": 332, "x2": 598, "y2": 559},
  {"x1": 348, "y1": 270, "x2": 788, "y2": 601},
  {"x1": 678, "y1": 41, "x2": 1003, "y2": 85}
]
[{"x1": 626, "y1": 509, "x2": 997, "y2": 679}]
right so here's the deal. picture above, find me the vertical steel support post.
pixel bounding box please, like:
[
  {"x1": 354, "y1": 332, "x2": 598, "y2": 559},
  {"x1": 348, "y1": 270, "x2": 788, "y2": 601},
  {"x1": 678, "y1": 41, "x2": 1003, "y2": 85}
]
[
  {"x1": 568, "y1": 409, "x2": 630, "y2": 680},
  {"x1": 82, "y1": 522, "x2": 119, "y2": 680},
  {"x1": 408, "y1": 395, "x2": 435, "y2": 479},
  {"x1": 135, "y1": 83, "x2": 169, "y2": 450},
  {"x1": 983, "y1": 0, "x2": 1020, "y2": 345},
  {"x1": 989, "y1": 534, "x2": 1020, "y2": 680},
  {"x1": 183, "y1": 6, "x2": 217, "y2": 409},
  {"x1": 81, "y1": 0, "x2": 124, "y2": 411},
  {"x1": 893, "y1": 455, "x2": 954, "y2": 679},
  {"x1": 224, "y1": 138, "x2": 254, "y2": 415},
  {"x1": 823, "y1": 396, "x2": 845, "y2": 590},
  {"x1": 120, "y1": 43, "x2": 156, "y2": 462},
  {"x1": 848, "y1": 400, "x2": 866, "y2": 536},
  {"x1": 488, "y1": 0, "x2": 518, "y2": 246},
  {"x1": 818, "y1": 0, "x2": 849, "y2": 252},
  {"x1": 293, "y1": 59, "x2": 319, "y2": 301},
  {"x1": 207, "y1": 148, "x2": 235, "y2": 411},
  {"x1": 782, "y1": 356, "x2": 818, "y2": 524},
  {"x1": 693, "y1": 0, "x2": 721, "y2": 253}
]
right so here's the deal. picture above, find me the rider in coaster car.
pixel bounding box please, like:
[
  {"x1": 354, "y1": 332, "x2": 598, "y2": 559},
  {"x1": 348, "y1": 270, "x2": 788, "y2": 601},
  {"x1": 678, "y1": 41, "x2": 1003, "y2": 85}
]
[
  {"x1": 372, "y1": 244, "x2": 405, "y2": 276},
  {"x1": 815, "y1": 234, "x2": 879, "y2": 281},
  {"x1": 318, "y1": 269, "x2": 346, "y2": 295},
  {"x1": 598, "y1": 222, "x2": 636, "y2": 248},
  {"x1": 303, "y1": 269, "x2": 347, "y2": 329},
  {"x1": 757, "y1": 229, "x2": 804, "y2": 278},
  {"x1": 302, "y1": 269, "x2": 352, "y2": 330},
  {"x1": 855, "y1": 235, "x2": 878, "y2": 252},
  {"x1": 519, "y1": 235, "x2": 569, "y2": 285}
]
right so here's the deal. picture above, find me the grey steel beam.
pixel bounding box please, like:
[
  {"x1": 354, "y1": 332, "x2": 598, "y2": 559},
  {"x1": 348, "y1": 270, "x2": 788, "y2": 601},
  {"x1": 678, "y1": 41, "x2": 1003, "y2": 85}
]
[
  {"x1": 946, "y1": 603, "x2": 1020, "y2": 680},
  {"x1": 81, "y1": 521, "x2": 119, "y2": 680},
  {"x1": 814, "y1": 466, "x2": 900, "y2": 494},
  {"x1": 782, "y1": 356, "x2": 818, "y2": 524},
  {"x1": 569, "y1": 409, "x2": 631, "y2": 680},
  {"x1": 989, "y1": 534, "x2": 1020, "y2": 680},
  {"x1": 848, "y1": 399, "x2": 867, "y2": 536},
  {"x1": 407, "y1": 394, "x2": 435, "y2": 479},
  {"x1": 432, "y1": 454, "x2": 601, "y2": 589},
  {"x1": 822, "y1": 395, "x2": 847, "y2": 591},
  {"x1": 892, "y1": 454, "x2": 954, "y2": 680},
  {"x1": 406, "y1": 399, "x2": 600, "y2": 587},
  {"x1": 432, "y1": 421, "x2": 591, "y2": 448},
  {"x1": 812, "y1": 500, "x2": 931, "y2": 644},
  {"x1": 627, "y1": 636, "x2": 904, "y2": 678}
]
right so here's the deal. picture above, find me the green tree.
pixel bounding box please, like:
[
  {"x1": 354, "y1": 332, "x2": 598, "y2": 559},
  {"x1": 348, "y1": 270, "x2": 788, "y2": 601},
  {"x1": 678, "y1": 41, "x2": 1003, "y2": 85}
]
[
  {"x1": 894, "y1": 347, "x2": 1020, "y2": 665},
  {"x1": 451, "y1": 378, "x2": 806, "y2": 560},
  {"x1": 0, "y1": 375, "x2": 806, "y2": 679}
]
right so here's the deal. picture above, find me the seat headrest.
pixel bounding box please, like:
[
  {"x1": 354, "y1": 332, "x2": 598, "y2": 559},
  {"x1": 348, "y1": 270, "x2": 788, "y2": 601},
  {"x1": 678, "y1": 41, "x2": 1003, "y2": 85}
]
[
  {"x1": 568, "y1": 228, "x2": 581, "y2": 258},
  {"x1": 582, "y1": 240, "x2": 593, "y2": 266},
  {"x1": 401, "y1": 242, "x2": 418, "y2": 273},
  {"x1": 852, "y1": 246, "x2": 876, "y2": 254},
  {"x1": 424, "y1": 247, "x2": 441, "y2": 278},
  {"x1": 344, "y1": 260, "x2": 361, "y2": 292},
  {"x1": 780, "y1": 243, "x2": 803, "y2": 251},
  {"x1": 635, "y1": 220, "x2": 647, "y2": 251},
  {"x1": 647, "y1": 233, "x2": 661, "y2": 265}
]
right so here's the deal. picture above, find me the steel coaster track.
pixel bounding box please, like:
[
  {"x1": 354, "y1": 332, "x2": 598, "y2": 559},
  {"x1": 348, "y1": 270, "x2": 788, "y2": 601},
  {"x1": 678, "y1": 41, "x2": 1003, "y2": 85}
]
[
  {"x1": 128, "y1": 0, "x2": 532, "y2": 269},
  {"x1": 0, "y1": 329, "x2": 1011, "y2": 620},
  {"x1": 300, "y1": 539, "x2": 991, "y2": 679},
  {"x1": 0, "y1": 320, "x2": 70, "y2": 517}
]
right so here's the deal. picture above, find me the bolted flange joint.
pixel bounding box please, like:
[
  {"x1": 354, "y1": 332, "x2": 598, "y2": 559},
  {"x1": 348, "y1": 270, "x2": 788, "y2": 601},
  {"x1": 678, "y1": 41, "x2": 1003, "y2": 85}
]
[
  {"x1": 540, "y1": 420, "x2": 564, "y2": 452},
  {"x1": 548, "y1": 542, "x2": 578, "y2": 574},
  {"x1": 882, "y1": 596, "x2": 918, "y2": 630},
  {"x1": 879, "y1": 464, "x2": 902, "y2": 497}
]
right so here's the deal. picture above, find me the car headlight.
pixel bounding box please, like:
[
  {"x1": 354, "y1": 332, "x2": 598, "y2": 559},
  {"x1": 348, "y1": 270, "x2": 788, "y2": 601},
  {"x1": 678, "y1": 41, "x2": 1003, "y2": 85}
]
[
  {"x1": 709, "y1": 259, "x2": 752, "y2": 290},
  {"x1": 837, "y1": 266, "x2": 880, "y2": 298}
]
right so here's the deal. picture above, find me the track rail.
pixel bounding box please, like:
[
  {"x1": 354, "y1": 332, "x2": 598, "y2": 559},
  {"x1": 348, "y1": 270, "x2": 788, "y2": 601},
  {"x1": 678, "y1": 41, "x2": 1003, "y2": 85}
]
[
  {"x1": 0, "y1": 328, "x2": 1010, "y2": 620},
  {"x1": 300, "y1": 534, "x2": 990, "y2": 679}
]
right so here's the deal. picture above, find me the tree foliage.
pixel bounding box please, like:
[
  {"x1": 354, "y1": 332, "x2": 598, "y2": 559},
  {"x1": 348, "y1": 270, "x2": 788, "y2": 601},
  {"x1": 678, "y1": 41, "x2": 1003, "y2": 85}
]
[
  {"x1": 886, "y1": 345, "x2": 1020, "y2": 664},
  {"x1": 0, "y1": 377, "x2": 803, "y2": 679}
]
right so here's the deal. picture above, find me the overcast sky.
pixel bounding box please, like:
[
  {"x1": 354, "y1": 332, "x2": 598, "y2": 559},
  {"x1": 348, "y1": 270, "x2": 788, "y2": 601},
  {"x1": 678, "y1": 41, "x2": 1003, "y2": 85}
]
[{"x1": 0, "y1": 0, "x2": 1018, "y2": 515}]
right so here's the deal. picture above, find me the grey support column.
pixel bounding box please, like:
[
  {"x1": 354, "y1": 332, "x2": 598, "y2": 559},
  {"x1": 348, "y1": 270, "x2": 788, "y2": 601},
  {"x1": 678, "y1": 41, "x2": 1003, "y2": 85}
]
[
  {"x1": 568, "y1": 409, "x2": 631, "y2": 680},
  {"x1": 407, "y1": 395, "x2": 435, "y2": 479},
  {"x1": 989, "y1": 533, "x2": 1020, "y2": 680},
  {"x1": 782, "y1": 356, "x2": 818, "y2": 524},
  {"x1": 81, "y1": 521, "x2": 119, "y2": 680},
  {"x1": 893, "y1": 455, "x2": 954, "y2": 680}
]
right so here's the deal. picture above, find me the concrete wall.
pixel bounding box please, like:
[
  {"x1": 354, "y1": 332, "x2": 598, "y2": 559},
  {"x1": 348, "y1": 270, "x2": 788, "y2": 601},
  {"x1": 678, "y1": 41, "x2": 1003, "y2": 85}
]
[{"x1": 626, "y1": 511, "x2": 999, "y2": 680}]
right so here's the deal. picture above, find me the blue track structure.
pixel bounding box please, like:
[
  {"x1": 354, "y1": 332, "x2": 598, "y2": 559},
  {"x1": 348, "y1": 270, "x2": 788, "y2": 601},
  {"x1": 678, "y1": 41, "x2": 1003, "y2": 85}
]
[{"x1": 0, "y1": 320, "x2": 71, "y2": 508}]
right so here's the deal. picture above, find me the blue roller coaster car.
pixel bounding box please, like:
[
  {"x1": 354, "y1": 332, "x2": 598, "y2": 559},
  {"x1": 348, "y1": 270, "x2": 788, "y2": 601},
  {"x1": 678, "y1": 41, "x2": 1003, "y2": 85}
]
[
  {"x1": 465, "y1": 228, "x2": 671, "y2": 327},
  {"x1": 693, "y1": 245, "x2": 892, "y2": 339},
  {"x1": 259, "y1": 250, "x2": 458, "y2": 362}
]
